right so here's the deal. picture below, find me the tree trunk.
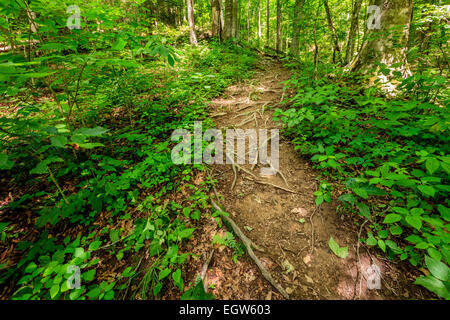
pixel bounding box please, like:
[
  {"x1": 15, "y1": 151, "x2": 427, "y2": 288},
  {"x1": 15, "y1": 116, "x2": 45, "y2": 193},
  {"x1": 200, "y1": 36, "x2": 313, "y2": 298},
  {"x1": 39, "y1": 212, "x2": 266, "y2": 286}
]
[
  {"x1": 291, "y1": 0, "x2": 306, "y2": 56},
  {"x1": 345, "y1": 0, "x2": 363, "y2": 64},
  {"x1": 232, "y1": 0, "x2": 238, "y2": 38},
  {"x1": 236, "y1": 0, "x2": 241, "y2": 40},
  {"x1": 266, "y1": 0, "x2": 270, "y2": 47},
  {"x1": 257, "y1": 0, "x2": 262, "y2": 46},
  {"x1": 212, "y1": 0, "x2": 223, "y2": 39},
  {"x1": 276, "y1": 0, "x2": 282, "y2": 52},
  {"x1": 224, "y1": 0, "x2": 233, "y2": 39},
  {"x1": 323, "y1": 0, "x2": 342, "y2": 64},
  {"x1": 187, "y1": 0, "x2": 198, "y2": 45},
  {"x1": 247, "y1": 0, "x2": 251, "y2": 42},
  {"x1": 349, "y1": 0, "x2": 413, "y2": 94}
]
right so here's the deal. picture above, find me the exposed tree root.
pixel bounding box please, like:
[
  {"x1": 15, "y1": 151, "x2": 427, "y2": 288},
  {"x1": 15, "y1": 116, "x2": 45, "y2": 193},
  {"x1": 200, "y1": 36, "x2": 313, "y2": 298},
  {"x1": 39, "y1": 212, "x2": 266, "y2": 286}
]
[
  {"x1": 201, "y1": 249, "x2": 215, "y2": 292},
  {"x1": 244, "y1": 176, "x2": 296, "y2": 194},
  {"x1": 211, "y1": 199, "x2": 289, "y2": 300}
]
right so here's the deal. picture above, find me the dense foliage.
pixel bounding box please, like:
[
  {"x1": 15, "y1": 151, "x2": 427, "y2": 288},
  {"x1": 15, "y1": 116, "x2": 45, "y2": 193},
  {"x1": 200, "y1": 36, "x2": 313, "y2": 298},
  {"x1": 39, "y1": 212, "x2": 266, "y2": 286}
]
[{"x1": 0, "y1": 0, "x2": 448, "y2": 300}]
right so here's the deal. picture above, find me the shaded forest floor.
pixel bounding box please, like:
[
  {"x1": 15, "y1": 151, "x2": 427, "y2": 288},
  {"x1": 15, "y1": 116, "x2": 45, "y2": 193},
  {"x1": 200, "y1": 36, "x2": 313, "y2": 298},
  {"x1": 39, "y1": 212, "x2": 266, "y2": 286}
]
[{"x1": 171, "y1": 55, "x2": 434, "y2": 300}]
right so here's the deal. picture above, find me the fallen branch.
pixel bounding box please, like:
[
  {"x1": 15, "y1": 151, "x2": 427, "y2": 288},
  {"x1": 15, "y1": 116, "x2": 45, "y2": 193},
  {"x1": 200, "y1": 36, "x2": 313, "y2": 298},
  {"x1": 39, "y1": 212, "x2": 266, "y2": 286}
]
[{"x1": 211, "y1": 199, "x2": 289, "y2": 299}]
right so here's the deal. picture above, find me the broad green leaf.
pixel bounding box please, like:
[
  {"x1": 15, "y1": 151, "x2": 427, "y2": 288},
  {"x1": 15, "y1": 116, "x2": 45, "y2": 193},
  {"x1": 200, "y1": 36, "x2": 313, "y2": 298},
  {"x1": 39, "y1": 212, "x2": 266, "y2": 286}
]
[
  {"x1": 356, "y1": 202, "x2": 371, "y2": 219},
  {"x1": 172, "y1": 268, "x2": 183, "y2": 290},
  {"x1": 378, "y1": 239, "x2": 386, "y2": 252},
  {"x1": 89, "y1": 241, "x2": 102, "y2": 251},
  {"x1": 178, "y1": 228, "x2": 195, "y2": 240},
  {"x1": 50, "y1": 136, "x2": 68, "y2": 148},
  {"x1": 437, "y1": 205, "x2": 450, "y2": 222},
  {"x1": 406, "y1": 215, "x2": 422, "y2": 231},
  {"x1": 415, "y1": 275, "x2": 450, "y2": 299},
  {"x1": 383, "y1": 214, "x2": 402, "y2": 224},
  {"x1": 328, "y1": 236, "x2": 348, "y2": 259},
  {"x1": 50, "y1": 284, "x2": 60, "y2": 299},
  {"x1": 159, "y1": 268, "x2": 171, "y2": 280},
  {"x1": 425, "y1": 158, "x2": 440, "y2": 175},
  {"x1": 353, "y1": 187, "x2": 368, "y2": 199},
  {"x1": 0, "y1": 154, "x2": 13, "y2": 170},
  {"x1": 417, "y1": 185, "x2": 436, "y2": 197},
  {"x1": 425, "y1": 255, "x2": 449, "y2": 281},
  {"x1": 83, "y1": 269, "x2": 96, "y2": 282}
]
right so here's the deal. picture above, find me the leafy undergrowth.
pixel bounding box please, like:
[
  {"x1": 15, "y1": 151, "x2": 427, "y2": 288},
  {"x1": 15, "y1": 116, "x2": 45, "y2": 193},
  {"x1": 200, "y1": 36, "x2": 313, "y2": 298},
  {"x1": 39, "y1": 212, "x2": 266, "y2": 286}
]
[
  {"x1": 0, "y1": 40, "x2": 257, "y2": 300},
  {"x1": 274, "y1": 62, "x2": 449, "y2": 299}
]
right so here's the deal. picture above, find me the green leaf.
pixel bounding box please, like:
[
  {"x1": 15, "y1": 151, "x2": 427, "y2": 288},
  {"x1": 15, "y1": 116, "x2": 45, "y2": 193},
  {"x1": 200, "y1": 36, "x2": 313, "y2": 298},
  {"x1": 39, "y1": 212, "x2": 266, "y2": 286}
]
[
  {"x1": 25, "y1": 262, "x2": 37, "y2": 273},
  {"x1": 425, "y1": 158, "x2": 440, "y2": 175},
  {"x1": 172, "y1": 268, "x2": 183, "y2": 290},
  {"x1": 353, "y1": 188, "x2": 368, "y2": 199},
  {"x1": 417, "y1": 185, "x2": 436, "y2": 197},
  {"x1": 389, "y1": 225, "x2": 403, "y2": 235},
  {"x1": 83, "y1": 269, "x2": 96, "y2": 282},
  {"x1": 0, "y1": 154, "x2": 13, "y2": 170},
  {"x1": 328, "y1": 236, "x2": 348, "y2": 259},
  {"x1": 378, "y1": 239, "x2": 386, "y2": 252},
  {"x1": 178, "y1": 228, "x2": 195, "y2": 240},
  {"x1": 159, "y1": 268, "x2": 171, "y2": 280},
  {"x1": 50, "y1": 284, "x2": 60, "y2": 299},
  {"x1": 89, "y1": 240, "x2": 102, "y2": 251},
  {"x1": 180, "y1": 280, "x2": 215, "y2": 300},
  {"x1": 356, "y1": 202, "x2": 371, "y2": 219},
  {"x1": 437, "y1": 205, "x2": 450, "y2": 222},
  {"x1": 383, "y1": 214, "x2": 402, "y2": 224},
  {"x1": 75, "y1": 126, "x2": 108, "y2": 137},
  {"x1": 415, "y1": 275, "x2": 450, "y2": 299},
  {"x1": 427, "y1": 248, "x2": 442, "y2": 261},
  {"x1": 109, "y1": 230, "x2": 120, "y2": 243},
  {"x1": 406, "y1": 215, "x2": 422, "y2": 231},
  {"x1": 111, "y1": 39, "x2": 127, "y2": 51},
  {"x1": 50, "y1": 136, "x2": 68, "y2": 148},
  {"x1": 425, "y1": 255, "x2": 449, "y2": 281},
  {"x1": 366, "y1": 232, "x2": 377, "y2": 246},
  {"x1": 87, "y1": 287, "x2": 101, "y2": 299},
  {"x1": 441, "y1": 162, "x2": 450, "y2": 175}
]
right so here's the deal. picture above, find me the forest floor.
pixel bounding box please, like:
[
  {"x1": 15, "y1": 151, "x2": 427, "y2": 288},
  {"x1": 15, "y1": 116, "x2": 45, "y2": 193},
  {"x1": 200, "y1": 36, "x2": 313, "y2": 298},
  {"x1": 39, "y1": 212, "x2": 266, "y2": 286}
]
[{"x1": 171, "y1": 55, "x2": 433, "y2": 300}]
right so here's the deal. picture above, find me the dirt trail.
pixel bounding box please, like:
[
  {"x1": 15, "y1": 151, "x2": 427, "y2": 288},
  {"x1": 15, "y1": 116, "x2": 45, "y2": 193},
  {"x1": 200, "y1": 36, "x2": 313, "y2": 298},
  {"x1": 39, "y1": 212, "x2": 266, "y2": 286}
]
[{"x1": 179, "y1": 56, "x2": 430, "y2": 300}]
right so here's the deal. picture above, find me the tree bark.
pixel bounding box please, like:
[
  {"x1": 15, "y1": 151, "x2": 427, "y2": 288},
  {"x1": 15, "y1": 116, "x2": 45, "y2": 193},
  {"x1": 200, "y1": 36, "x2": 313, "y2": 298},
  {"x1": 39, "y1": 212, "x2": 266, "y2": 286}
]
[
  {"x1": 323, "y1": 0, "x2": 342, "y2": 64},
  {"x1": 276, "y1": 0, "x2": 282, "y2": 52},
  {"x1": 232, "y1": 0, "x2": 238, "y2": 38},
  {"x1": 291, "y1": 0, "x2": 306, "y2": 56},
  {"x1": 224, "y1": 0, "x2": 233, "y2": 39},
  {"x1": 349, "y1": 0, "x2": 413, "y2": 94},
  {"x1": 212, "y1": 0, "x2": 223, "y2": 39},
  {"x1": 258, "y1": 0, "x2": 262, "y2": 46},
  {"x1": 345, "y1": 0, "x2": 363, "y2": 64},
  {"x1": 247, "y1": 0, "x2": 251, "y2": 42},
  {"x1": 187, "y1": 0, "x2": 198, "y2": 45},
  {"x1": 266, "y1": 0, "x2": 270, "y2": 47}
]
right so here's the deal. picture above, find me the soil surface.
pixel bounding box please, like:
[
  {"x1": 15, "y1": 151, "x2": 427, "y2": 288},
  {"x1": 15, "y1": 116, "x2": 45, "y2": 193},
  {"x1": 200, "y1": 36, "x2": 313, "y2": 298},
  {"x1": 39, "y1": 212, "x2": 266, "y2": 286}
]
[{"x1": 179, "y1": 56, "x2": 432, "y2": 300}]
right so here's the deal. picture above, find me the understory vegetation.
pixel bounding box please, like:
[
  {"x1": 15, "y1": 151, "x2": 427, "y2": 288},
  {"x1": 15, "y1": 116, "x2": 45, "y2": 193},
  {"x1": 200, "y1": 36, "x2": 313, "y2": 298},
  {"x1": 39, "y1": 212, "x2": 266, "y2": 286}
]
[
  {"x1": 0, "y1": 1, "x2": 257, "y2": 299},
  {"x1": 0, "y1": 0, "x2": 448, "y2": 301}
]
